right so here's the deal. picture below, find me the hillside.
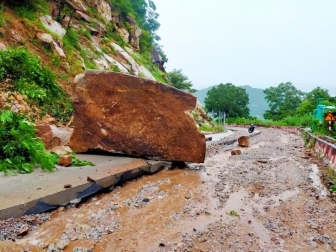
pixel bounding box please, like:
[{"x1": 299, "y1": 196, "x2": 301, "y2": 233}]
[
  {"x1": 0, "y1": 0, "x2": 167, "y2": 104},
  {"x1": 195, "y1": 85, "x2": 269, "y2": 118}
]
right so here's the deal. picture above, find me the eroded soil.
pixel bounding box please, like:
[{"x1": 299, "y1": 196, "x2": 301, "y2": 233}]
[{"x1": 1, "y1": 127, "x2": 336, "y2": 252}]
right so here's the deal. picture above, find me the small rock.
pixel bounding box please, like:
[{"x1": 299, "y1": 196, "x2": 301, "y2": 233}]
[
  {"x1": 197, "y1": 237, "x2": 207, "y2": 242},
  {"x1": 47, "y1": 243, "x2": 56, "y2": 252},
  {"x1": 64, "y1": 184, "x2": 72, "y2": 188},
  {"x1": 142, "y1": 198, "x2": 150, "y2": 203},
  {"x1": 70, "y1": 198, "x2": 81, "y2": 205},
  {"x1": 231, "y1": 150, "x2": 242, "y2": 155},
  {"x1": 56, "y1": 238, "x2": 69, "y2": 250},
  {"x1": 87, "y1": 176, "x2": 95, "y2": 182},
  {"x1": 17, "y1": 227, "x2": 29, "y2": 236},
  {"x1": 36, "y1": 32, "x2": 54, "y2": 44},
  {"x1": 0, "y1": 42, "x2": 7, "y2": 51},
  {"x1": 57, "y1": 207, "x2": 65, "y2": 212},
  {"x1": 58, "y1": 155, "x2": 72, "y2": 167},
  {"x1": 238, "y1": 136, "x2": 249, "y2": 147}
]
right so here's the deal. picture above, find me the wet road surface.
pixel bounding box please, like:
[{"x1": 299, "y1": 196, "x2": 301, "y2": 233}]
[{"x1": 1, "y1": 127, "x2": 336, "y2": 251}]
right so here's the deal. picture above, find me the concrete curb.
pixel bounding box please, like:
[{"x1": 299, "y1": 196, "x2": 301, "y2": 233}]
[
  {"x1": 303, "y1": 130, "x2": 336, "y2": 170},
  {"x1": 0, "y1": 155, "x2": 169, "y2": 219}
]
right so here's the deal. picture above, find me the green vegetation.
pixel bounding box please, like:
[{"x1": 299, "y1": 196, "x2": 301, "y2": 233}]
[
  {"x1": 71, "y1": 156, "x2": 95, "y2": 167},
  {"x1": 0, "y1": 47, "x2": 73, "y2": 122},
  {"x1": 110, "y1": 0, "x2": 160, "y2": 54},
  {"x1": 199, "y1": 123, "x2": 225, "y2": 133},
  {"x1": 0, "y1": 4, "x2": 4, "y2": 27},
  {"x1": 6, "y1": 0, "x2": 49, "y2": 20},
  {"x1": 0, "y1": 48, "x2": 74, "y2": 174},
  {"x1": 167, "y1": 69, "x2": 196, "y2": 92},
  {"x1": 227, "y1": 210, "x2": 239, "y2": 217},
  {"x1": 0, "y1": 109, "x2": 57, "y2": 174},
  {"x1": 63, "y1": 28, "x2": 81, "y2": 51},
  {"x1": 296, "y1": 87, "x2": 331, "y2": 115},
  {"x1": 227, "y1": 114, "x2": 313, "y2": 127},
  {"x1": 205, "y1": 83, "x2": 250, "y2": 118},
  {"x1": 263, "y1": 82, "x2": 304, "y2": 120},
  {"x1": 331, "y1": 185, "x2": 336, "y2": 193}
]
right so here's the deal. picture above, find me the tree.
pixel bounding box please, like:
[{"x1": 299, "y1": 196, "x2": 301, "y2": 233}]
[
  {"x1": 204, "y1": 83, "x2": 250, "y2": 118},
  {"x1": 263, "y1": 82, "x2": 304, "y2": 120},
  {"x1": 297, "y1": 87, "x2": 330, "y2": 115},
  {"x1": 167, "y1": 69, "x2": 196, "y2": 93}
]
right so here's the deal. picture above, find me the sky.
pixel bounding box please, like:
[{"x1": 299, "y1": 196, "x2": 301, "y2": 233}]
[{"x1": 153, "y1": 0, "x2": 336, "y2": 95}]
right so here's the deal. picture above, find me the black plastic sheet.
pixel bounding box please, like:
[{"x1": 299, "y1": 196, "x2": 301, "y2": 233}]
[{"x1": 25, "y1": 201, "x2": 58, "y2": 215}]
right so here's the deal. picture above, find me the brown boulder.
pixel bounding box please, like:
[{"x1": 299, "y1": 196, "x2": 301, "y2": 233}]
[
  {"x1": 69, "y1": 70, "x2": 205, "y2": 163},
  {"x1": 231, "y1": 150, "x2": 242, "y2": 155},
  {"x1": 238, "y1": 136, "x2": 249, "y2": 147},
  {"x1": 58, "y1": 155, "x2": 72, "y2": 167},
  {"x1": 36, "y1": 124, "x2": 73, "y2": 154}
]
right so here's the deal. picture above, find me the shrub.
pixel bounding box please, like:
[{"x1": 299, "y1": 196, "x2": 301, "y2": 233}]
[
  {"x1": 0, "y1": 47, "x2": 73, "y2": 122},
  {"x1": 63, "y1": 28, "x2": 81, "y2": 51},
  {"x1": 0, "y1": 109, "x2": 57, "y2": 174}
]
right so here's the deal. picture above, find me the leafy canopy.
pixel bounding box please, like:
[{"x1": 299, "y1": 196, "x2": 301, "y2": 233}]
[
  {"x1": 204, "y1": 83, "x2": 250, "y2": 118},
  {"x1": 263, "y1": 82, "x2": 303, "y2": 120},
  {"x1": 296, "y1": 87, "x2": 331, "y2": 115},
  {"x1": 167, "y1": 69, "x2": 196, "y2": 93}
]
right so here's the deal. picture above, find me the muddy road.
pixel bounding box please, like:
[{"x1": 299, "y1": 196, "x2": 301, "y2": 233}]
[{"x1": 1, "y1": 127, "x2": 336, "y2": 251}]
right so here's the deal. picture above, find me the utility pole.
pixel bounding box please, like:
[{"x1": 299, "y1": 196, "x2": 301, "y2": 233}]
[{"x1": 223, "y1": 111, "x2": 226, "y2": 132}]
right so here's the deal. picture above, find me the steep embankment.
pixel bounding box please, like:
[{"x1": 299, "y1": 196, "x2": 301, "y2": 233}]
[{"x1": 0, "y1": 0, "x2": 167, "y2": 107}]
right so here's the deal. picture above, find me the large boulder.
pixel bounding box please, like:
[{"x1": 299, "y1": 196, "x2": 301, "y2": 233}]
[{"x1": 69, "y1": 70, "x2": 206, "y2": 163}]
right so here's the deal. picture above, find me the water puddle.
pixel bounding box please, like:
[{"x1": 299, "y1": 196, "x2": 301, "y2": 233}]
[
  {"x1": 309, "y1": 164, "x2": 329, "y2": 198},
  {"x1": 206, "y1": 131, "x2": 233, "y2": 142}
]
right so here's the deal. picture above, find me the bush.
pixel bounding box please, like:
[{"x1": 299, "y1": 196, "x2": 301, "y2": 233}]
[
  {"x1": 0, "y1": 47, "x2": 73, "y2": 122},
  {"x1": 0, "y1": 109, "x2": 57, "y2": 174}
]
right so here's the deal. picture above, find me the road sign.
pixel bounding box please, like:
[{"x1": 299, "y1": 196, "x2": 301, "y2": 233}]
[{"x1": 324, "y1": 112, "x2": 336, "y2": 122}]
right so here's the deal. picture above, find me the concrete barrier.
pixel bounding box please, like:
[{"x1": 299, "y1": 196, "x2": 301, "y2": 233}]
[{"x1": 303, "y1": 131, "x2": 336, "y2": 170}]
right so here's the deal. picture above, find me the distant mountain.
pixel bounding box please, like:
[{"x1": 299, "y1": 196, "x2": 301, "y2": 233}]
[{"x1": 195, "y1": 85, "x2": 269, "y2": 118}]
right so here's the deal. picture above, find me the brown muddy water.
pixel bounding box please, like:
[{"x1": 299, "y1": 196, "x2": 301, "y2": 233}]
[{"x1": 1, "y1": 127, "x2": 336, "y2": 252}]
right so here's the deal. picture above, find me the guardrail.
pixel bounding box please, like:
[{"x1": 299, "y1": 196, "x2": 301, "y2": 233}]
[{"x1": 303, "y1": 130, "x2": 336, "y2": 170}]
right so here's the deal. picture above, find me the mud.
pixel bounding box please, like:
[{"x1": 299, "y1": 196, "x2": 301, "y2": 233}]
[{"x1": 1, "y1": 127, "x2": 336, "y2": 252}]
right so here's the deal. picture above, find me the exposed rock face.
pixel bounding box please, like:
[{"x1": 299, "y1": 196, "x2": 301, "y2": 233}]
[
  {"x1": 40, "y1": 15, "x2": 66, "y2": 38},
  {"x1": 69, "y1": 70, "x2": 206, "y2": 163},
  {"x1": 112, "y1": 43, "x2": 155, "y2": 80},
  {"x1": 193, "y1": 100, "x2": 214, "y2": 128}
]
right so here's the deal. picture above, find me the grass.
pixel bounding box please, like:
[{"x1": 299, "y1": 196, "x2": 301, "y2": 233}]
[
  {"x1": 0, "y1": 4, "x2": 4, "y2": 27},
  {"x1": 227, "y1": 210, "x2": 239, "y2": 217},
  {"x1": 227, "y1": 114, "x2": 313, "y2": 127},
  {"x1": 0, "y1": 47, "x2": 73, "y2": 123},
  {"x1": 199, "y1": 122, "x2": 225, "y2": 133}
]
